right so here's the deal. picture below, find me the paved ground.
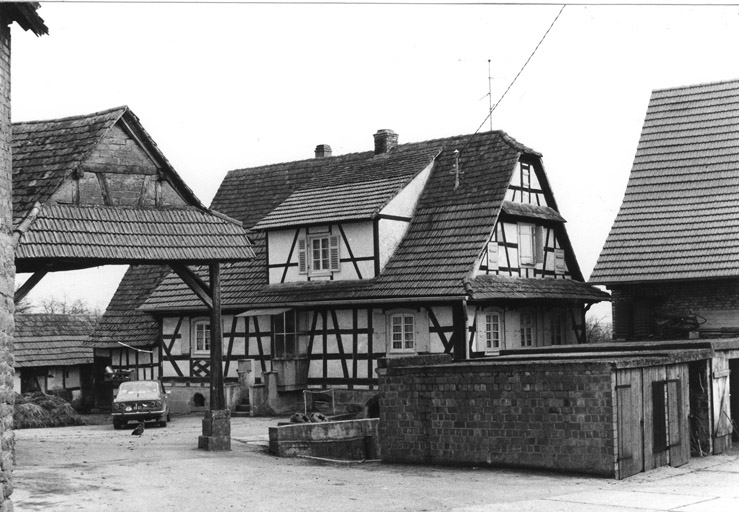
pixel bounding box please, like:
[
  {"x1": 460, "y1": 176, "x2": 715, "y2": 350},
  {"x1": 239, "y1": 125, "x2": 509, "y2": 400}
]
[{"x1": 11, "y1": 414, "x2": 739, "y2": 512}]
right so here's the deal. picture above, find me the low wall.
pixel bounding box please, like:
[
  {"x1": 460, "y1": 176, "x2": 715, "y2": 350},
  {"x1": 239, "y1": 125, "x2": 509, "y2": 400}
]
[
  {"x1": 269, "y1": 418, "x2": 379, "y2": 460},
  {"x1": 379, "y1": 359, "x2": 616, "y2": 476},
  {"x1": 164, "y1": 382, "x2": 241, "y2": 414}
]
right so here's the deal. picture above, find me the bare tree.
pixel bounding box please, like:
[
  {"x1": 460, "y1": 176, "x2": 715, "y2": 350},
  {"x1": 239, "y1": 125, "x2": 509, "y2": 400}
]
[
  {"x1": 38, "y1": 294, "x2": 101, "y2": 317},
  {"x1": 586, "y1": 316, "x2": 612, "y2": 344}
]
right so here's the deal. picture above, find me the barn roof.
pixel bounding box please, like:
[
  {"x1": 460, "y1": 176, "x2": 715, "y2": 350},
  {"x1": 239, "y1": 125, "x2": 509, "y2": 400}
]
[
  {"x1": 87, "y1": 265, "x2": 169, "y2": 349},
  {"x1": 591, "y1": 78, "x2": 739, "y2": 285},
  {"x1": 12, "y1": 107, "x2": 254, "y2": 272},
  {"x1": 1, "y1": 2, "x2": 48, "y2": 36},
  {"x1": 15, "y1": 314, "x2": 96, "y2": 367},
  {"x1": 139, "y1": 130, "x2": 598, "y2": 312}
]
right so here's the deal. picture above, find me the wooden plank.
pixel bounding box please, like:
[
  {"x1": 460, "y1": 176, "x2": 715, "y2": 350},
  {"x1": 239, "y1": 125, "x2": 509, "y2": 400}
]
[
  {"x1": 616, "y1": 368, "x2": 644, "y2": 479},
  {"x1": 643, "y1": 365, "x2": 668, "y2": 471},
  {"x1": 667, "y1": 364, "x2": 690, "y2": 467},
  {"x1": 14, "y1": 271, "x2": 47, "y2": 303},
  {"x1": 712, "y1": 357, "x2": 732, "y2": 454}
]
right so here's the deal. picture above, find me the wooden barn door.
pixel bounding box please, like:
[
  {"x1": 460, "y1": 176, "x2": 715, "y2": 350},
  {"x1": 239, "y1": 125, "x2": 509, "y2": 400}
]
[
  {"x1": 712, "y1": 358, "x2": 732, "y2": 454},
  {"x1": 666, "y1": 365, "x2": 690, "y2": 467},
  {"x1": 616, "y1": 369, "x2": 644, "y2": 479}
]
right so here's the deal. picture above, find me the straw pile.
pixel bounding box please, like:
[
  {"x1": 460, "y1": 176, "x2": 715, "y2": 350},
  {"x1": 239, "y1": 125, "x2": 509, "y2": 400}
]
[{"x1": 14, "y1": 392, "x2": 85, "y2": 429}]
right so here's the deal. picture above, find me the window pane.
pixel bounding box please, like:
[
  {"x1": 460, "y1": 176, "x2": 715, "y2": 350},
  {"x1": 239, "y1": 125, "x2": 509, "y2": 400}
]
[
  {"x1": 284, "y1": 334, "x2": 295, "y2": 358},
  {"x1": 285, "y1": 311, "x2": 295, "y2": 333},
  {"x1": 275, "y1": 334, "x2": 285, "y2": 357}
]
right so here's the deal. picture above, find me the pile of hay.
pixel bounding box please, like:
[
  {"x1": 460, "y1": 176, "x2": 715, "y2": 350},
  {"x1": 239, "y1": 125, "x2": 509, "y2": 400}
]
[{"x1": 14, "y1": 392, "x2": 85, "y2": 429}]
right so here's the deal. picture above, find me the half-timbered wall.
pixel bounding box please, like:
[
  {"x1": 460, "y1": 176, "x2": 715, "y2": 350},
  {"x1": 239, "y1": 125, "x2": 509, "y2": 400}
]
[
  {"x1": 160, "y1": 314, "x2": 272, "y2": 383},
  {"x1": 467, "y1": 304, "x2": 582, "y2": 353},
  {"x1": 94, "y1": 346, "x2": 160, "y2": 381},
  {"x1": 49, "y1": 123, "x2": 187, "y2": 208},
  {"x1": 267, "y1": 222, "x2": 376, "y2": 283},
  {"x1": 477, "y1": 221, "x2": 570, "y2": 278},
  {"x1": 505, "y1": 160, "x2": 546, "y2": 205}
]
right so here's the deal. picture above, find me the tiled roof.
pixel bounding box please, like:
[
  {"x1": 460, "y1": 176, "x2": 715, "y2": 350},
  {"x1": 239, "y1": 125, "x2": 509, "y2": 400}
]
[
  {"x1": 15, "y1": 205, "x2": 254, "y2": 273},
  {"x1": 1, "y1": 2, "x2": 48, "y2": 36},
  {"x1": 15, "y1": 314, "x2": 96, "y2": 367},
  {"x1": 87, "y1": 265, "x2": 169, "y2": 348},
  {"x1": 141, "y1": 130, "x2": 599, "y2": 311},
  {"x1": 466, "y1": 275, "x2": 610, "y2": 302},
  {"x1": 253, "y1": 147, "x2": 439, "y2": 230},
  {"x1": 591, "y1": 78, "x2": 739, "y2": 284}
]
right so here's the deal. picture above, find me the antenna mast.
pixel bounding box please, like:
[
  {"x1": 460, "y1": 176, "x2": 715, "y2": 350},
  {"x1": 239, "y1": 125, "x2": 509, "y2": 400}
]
[{"x1": 488, "y1": 59, "x2": 493, "y2": 132}]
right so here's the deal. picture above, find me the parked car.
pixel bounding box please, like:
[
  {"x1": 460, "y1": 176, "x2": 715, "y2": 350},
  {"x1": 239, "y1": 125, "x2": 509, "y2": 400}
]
[{"x1": 112, "y1": 380, "x2": 170, "y2": 430}]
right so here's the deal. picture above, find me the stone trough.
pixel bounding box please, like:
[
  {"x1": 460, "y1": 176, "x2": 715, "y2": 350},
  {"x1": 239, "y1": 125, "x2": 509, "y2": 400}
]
[{"x1": 268, "y1": 418, "x2": 380, "y2": 461}]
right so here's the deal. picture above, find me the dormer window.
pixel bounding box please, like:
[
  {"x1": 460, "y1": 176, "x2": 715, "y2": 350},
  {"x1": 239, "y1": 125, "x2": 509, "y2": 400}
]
[{"x1": 298, "y1": 230, "x2": 341, "y2": 276}]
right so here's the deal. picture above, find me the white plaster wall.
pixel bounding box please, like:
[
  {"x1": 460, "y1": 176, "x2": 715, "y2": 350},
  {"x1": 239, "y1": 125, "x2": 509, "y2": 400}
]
[
  {"x1": 381, "y1": 161, "x2": 434, "y2": 217},
  {"x1": 378, "y1": 218, "x2": 409, "y2": 272}
]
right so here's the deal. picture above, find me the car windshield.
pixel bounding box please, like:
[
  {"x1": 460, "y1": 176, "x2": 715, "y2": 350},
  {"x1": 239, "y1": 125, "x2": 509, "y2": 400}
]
[{"x1": 117, "y1": 381, "x2": 160, "y2": 395}]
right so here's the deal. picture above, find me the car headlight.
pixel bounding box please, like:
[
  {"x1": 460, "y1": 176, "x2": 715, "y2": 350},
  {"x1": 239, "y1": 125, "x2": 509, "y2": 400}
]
[{"x1": 154, "y1": 400, "x2": 162, "y2": 409}]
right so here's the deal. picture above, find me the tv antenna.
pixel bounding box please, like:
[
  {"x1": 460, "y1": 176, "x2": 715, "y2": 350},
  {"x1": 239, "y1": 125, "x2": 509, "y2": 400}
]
[{"x1": 488, "y1": 59, "x2": 493, "y2": 132}]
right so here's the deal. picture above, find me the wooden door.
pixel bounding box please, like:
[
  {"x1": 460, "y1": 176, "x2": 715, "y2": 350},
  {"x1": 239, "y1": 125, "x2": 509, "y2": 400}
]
[
  {"x1": 616, "y1": 369, "x2": 644, "y2": 479},
  {"x1": 712, "y1": 358, "x2": 732, "y2": 454},
  {"x1": 666, "y1": 364, "x2": 690, "y2": 467}
]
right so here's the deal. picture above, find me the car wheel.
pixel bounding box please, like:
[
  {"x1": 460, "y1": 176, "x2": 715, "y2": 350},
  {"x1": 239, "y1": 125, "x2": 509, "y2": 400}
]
[
  {"x1": 113, "y1": 420, "x2": 123, "y2": 430},
  {"x1": 159, "y1": 419, "x2": 167, "y2": 428}
]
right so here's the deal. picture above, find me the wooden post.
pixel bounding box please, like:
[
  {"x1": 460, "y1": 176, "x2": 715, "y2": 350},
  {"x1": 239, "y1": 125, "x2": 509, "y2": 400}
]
[
  {"x1": 198, "y1": 262, "x2": 230, "y2": 451},
  {"x1": 209, "y1": 263, "x2": 225, "y2": 410}
]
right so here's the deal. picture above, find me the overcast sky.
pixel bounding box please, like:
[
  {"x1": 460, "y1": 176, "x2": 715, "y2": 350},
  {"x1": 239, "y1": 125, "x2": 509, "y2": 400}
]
[{"x1": 11, "y1": 1, "x2": 739, "y2": 320}]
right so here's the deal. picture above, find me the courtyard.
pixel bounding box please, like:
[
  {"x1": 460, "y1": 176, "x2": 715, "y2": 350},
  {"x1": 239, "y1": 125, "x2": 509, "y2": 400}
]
[{"x1": 11, "y1": 415, "x2": 739, "y2": 511}]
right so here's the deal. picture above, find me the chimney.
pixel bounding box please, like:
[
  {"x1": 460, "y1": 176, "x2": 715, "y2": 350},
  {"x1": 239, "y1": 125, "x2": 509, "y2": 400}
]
[
  {"x1": 315, "y1": 144, "x2": 332, "y2": 158},
  {"x1": 373, "y1": 129, "x2": 398, "y2": 155}
]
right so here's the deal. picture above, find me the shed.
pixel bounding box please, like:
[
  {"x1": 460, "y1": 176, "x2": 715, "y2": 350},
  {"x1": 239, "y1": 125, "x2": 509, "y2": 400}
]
[{"x1": 14, "y1": 314, "x2": 97, "y2": 407}]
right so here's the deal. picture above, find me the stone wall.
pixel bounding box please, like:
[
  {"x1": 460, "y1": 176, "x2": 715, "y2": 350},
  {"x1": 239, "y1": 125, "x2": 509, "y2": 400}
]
[
  {"x1": 379, "y1": 359, "x2": 616, "y2": 476},
  {"x1": 0, "y1": 18, "x2": 13, "y2": 512}
]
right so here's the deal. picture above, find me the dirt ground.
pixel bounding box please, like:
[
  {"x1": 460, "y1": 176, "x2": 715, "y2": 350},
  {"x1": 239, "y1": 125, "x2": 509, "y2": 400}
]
[{"x1": 12, "y1": 414, "x2": 739, "y2": 512}]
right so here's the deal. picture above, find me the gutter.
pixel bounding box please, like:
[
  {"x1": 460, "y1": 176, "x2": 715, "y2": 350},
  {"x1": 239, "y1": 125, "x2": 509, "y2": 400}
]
[{"x1": 13, "y1": 202, "x2": 43, "y2": 248}]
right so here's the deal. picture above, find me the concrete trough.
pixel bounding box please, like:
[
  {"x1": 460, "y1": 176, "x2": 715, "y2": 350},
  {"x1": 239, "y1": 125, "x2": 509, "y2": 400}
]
[{"x1": 268, "y1": 418, "x2": 380, "y2": 460}]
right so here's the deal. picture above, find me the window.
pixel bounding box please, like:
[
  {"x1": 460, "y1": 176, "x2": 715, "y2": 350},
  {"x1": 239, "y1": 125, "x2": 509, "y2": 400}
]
[
  {"x1": 520, "y1": 311, "x2": 536, "y2": 347},
  {"x1": 550, "y1": 312, "x2": 564, "y2": 345},
  {"x1": 521, "y1": 162, "x2": 531, "y2": 190},
  {"x1": 193, "y1": 320, "x2": 210, "y2": 354},
  {"x1": 390, "y1": 313, "x2": 415, "y2": 352},
  {"x1": 273, "y1": 310, "x2": 297, "y2": 358},
  {"x1": 298, "y1": 233, "x2": 341, "y2": 276},
  {"x1": 478, "y1": 309, "x2": 503, "y2": 351}
]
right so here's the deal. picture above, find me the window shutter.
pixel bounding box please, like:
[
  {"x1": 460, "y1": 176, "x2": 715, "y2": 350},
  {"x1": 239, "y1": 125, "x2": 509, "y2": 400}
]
[
  {"x1": 519, "y1": 224, "x2": 534, "y2": 265},
  {"x1": 554, "y1": 248, "x2": 566, "y2": 274},
  {"x1": 487, "y1": 241, "x2": 499, "y2": 270},
  {"x1": 298, "y1": 238, "x2": 307, "y2": 274},
  {"x1": 329, "y1": 235, "x2": 341, "y2": 272}
]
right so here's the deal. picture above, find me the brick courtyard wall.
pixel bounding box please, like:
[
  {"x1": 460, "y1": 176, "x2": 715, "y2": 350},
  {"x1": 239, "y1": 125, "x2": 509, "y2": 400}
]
[
  {"x1": 0, "y1": 18, "x2": 14, "y2": 512},
  {"x1": 379, "y1": 359, "x2": 616, "y2": 476}
]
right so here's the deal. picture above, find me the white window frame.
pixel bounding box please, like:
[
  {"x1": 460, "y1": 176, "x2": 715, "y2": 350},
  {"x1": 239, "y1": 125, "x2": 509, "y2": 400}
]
[
  {"x1": 299, "y1": 232, "x2": 341, "y2": 276},
  {"x1": 192, "y1": 319, "x2": 211, "y2": 355},
  {"x1": 519, "y1": 310, "x2": 536, "y2": 347},
  {"x1": 272, "y1": 310, "x2": 298, "y2": 359},
  {"x1": 477, "y1": 308, "x2": 504, "y2": 352},
  {"x1": 388, "y1": 313, "x2": 416, "y2": 353}
]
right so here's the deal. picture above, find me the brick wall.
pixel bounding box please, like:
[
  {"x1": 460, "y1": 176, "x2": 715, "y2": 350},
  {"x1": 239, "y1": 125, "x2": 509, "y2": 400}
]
[
  {"x1": 0, "y1": 18, "x2": 14, "y2": 512},
  {"x1": 610, "y1": 279, "x2": 739, "y2": 339},
  {"x1": 379, "y1": 360, "x2": 616, "y2": 476}
]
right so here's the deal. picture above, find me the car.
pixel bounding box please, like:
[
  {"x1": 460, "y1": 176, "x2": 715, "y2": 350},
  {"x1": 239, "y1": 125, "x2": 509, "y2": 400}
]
[{"x1": 112, "y1": 380, "x2": 171, "y2": 430}]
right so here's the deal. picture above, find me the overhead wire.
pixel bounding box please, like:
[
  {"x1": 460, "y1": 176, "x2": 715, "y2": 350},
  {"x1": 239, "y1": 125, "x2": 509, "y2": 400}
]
[{"x1": 457, "y1": 4, "x2": 567, "y2": 157}]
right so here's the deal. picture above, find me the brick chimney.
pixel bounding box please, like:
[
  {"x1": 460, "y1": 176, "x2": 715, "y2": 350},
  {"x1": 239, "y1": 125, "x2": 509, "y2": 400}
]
[
  {"x1": 373, "y1": 129, "x2": 398, "y2": 155},
  {"x1": 315, "y1": 144, "x2": 332, "y2": 158}
]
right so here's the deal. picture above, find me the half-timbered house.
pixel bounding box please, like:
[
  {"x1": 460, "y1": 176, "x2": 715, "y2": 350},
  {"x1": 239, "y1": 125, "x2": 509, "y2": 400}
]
[
  {"x1": 106, "y1": 128, "x2": 607, "y2": 412},
  {"x1": 591, "y1": 78, "x2": 739, "y2": 453}
]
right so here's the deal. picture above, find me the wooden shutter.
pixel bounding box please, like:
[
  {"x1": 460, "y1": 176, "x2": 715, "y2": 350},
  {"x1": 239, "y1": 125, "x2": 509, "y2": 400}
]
[
  {"x1": 554, "y1": 248, "x2": 566, "y2": 274},
  {"x1": 298, "y1": 238, "x2": 307, "y2": 274},
  {"x1": 487, "y1": 242, "x2": 499, "y2": 270},
  {"x1": 329, "y1": 235, "x2": 341, "y2": 272},
  {"x1": 518, "y1": 224, "x2": 534, "y2": 265}
]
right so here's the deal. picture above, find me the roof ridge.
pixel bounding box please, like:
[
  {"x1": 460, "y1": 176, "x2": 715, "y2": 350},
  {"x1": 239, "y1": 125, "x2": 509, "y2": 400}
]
[
  {"x1": 652, "y1": 78, "x2": 739, "y2": 96},
  {"x1": 12, "y1": 105, "x2": 128, "y2": 126}
]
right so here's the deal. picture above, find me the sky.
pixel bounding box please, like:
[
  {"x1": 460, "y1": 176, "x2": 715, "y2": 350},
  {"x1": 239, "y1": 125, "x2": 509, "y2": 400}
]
[{"x1": 11, "y1": 1, "x2": 739, "y2": 321}]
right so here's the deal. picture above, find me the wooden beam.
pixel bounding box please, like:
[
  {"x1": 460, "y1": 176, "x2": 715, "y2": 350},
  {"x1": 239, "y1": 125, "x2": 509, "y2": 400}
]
[
  {"x1": 209, "y1": 263, "x2": 226, "y2": 410},
  {"x1": 169, "y1": 264, "x2": 213, "y2": 310},
  {"x1": 14, "y1": 271, "x2": 47, "y2": 304}
]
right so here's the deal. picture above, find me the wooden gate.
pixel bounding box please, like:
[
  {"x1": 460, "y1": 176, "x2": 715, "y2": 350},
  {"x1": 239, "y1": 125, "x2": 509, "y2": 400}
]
[
  {"x1": 712, "y1": 358, "x2": 732, "y2": 454},
  {"x1": 616, "y1": 368, "x2": 644, "y2": 479}
]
